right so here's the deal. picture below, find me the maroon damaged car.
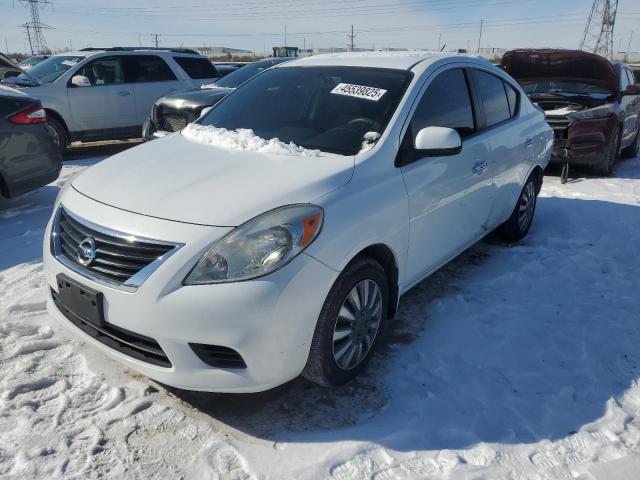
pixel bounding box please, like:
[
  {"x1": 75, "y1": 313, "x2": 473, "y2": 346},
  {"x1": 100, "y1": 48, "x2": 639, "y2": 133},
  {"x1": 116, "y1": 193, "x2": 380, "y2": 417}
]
[{"x1": 502, "y1": 49, "x2": 640, "y2": 175}]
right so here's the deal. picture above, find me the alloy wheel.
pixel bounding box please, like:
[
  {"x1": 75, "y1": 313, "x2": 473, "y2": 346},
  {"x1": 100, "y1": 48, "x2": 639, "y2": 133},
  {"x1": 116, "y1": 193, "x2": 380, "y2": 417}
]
[
  {"x1": 332, "y1": 279, "x2": 382, "y2": 370},
  {"x1": 517, "y1": 180, "x2": 536, "y2": 231}
]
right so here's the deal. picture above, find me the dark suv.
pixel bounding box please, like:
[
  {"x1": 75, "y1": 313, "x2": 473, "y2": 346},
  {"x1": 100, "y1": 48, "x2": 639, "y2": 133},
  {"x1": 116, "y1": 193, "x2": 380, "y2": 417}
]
[{"x1": 502, "y1": 49, "x2": 640, "y2": 175}]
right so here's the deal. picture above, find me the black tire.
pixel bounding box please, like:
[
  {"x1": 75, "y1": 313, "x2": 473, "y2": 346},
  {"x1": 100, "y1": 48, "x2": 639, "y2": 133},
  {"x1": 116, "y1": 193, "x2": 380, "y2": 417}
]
[
  {"x1": 594, "y1": 128, "x2": 619, "y2": 176},
  {"x1": 620, "y1": 127, "x2": 640, "y2": 159},
  {"x1": 46, "y1": 116, "x2": 69, "y2": 156},
  {"x1": 303, "y1": 257, "x2": 390, "y2": 387},
  {"x1": 497, "y1": 174, "x2": 538, "y2": 242}
]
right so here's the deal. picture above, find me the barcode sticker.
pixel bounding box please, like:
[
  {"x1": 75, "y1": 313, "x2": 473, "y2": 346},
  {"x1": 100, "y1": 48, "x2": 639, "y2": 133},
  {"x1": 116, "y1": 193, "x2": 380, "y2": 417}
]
[{"x1": 330, "y1": 83, "x2": 387, "y2": 101}]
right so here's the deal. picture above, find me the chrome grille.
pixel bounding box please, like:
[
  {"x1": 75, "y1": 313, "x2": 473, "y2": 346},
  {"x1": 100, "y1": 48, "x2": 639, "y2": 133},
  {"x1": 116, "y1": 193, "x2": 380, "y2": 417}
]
[
  {"x1": 52, "y1": 207, "x2": 181, "y2": 291},
  {"x1": 157, "y1": 105, "x2": 198, "y2": 132},
  {"x1": 546, "y1": 116, "x2": 572, "y2": 140}
]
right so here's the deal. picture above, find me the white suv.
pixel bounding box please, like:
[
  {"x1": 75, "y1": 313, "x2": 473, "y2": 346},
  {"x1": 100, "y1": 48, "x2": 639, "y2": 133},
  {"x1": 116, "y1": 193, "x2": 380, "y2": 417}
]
[
  {"x1": 2, "y1": 48, "x2": 220, "y2": 152},
  {"x1": 44, "y1": 52, "x2": 553, "y2": 392}
]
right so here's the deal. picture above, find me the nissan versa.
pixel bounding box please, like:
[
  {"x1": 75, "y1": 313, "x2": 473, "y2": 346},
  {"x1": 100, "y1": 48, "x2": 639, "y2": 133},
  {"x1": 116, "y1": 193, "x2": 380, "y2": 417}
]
[{"x1": 43, "y1": 52, "x2": 553, "y2": 392}]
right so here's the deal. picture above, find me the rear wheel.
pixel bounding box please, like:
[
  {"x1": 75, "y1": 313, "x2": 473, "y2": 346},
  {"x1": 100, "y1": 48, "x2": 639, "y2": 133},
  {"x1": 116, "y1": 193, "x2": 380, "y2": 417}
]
[
  {"x1": 497, "y1": 175, "x2": 538, "y2": 242},
  {"x1": 46, "y1": 116, "x2": 69, "y2": 156},
  {"x1": 594, "y1": 128, "x2": 619, "y2": 176},
  {"x1": 303, "y1": 257, "x2": 389, "y2": 387},
  {"x1": 620, "y1": 127, "x2": 640, "y2": 159}
]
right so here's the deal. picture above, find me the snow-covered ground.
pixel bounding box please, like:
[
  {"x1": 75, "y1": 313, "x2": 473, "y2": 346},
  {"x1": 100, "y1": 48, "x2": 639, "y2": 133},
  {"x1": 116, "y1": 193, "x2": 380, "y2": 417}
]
[{"x1": 1, "y1": 147, "x2": 640, "y2": 479}]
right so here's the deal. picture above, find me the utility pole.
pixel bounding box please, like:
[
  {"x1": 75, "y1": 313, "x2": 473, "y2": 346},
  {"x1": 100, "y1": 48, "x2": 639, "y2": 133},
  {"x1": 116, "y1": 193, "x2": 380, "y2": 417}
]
[
  {"x1": 438, "y1": 33, "x2": 442, "y2": 51},
  {"x1": 284, "y1": 25, "x2": 287, "y2": 47},
  {"x1": 151, "y1": 33, "x2": 160, "y2": 48},
  {"x1": 347, "y1": 25, "x2": 356, "y2": 51},
  {"x1": 628, "y1": 30, "x2": 634, "y2": 61},
  {"x1": 4, "y1": 38, "x2": 8, "y2": 54},
  {"x1": 19, "y1": 0, "x2": 51, "y2": 54},
  {"x1": 580, "y1": 0, "x2": 619, "y2": 59},
  {"x1": 477, "y1": 20, "x2": 483, "y2": 53},
  {"x1": 467, "y1": 39, "x2": 470, "y2": 52}
]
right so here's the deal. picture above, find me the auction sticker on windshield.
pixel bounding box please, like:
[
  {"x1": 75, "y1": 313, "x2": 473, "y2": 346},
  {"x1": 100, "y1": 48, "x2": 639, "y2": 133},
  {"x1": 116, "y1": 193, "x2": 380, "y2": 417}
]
[{"x1": 331, "y1": 83, "x2": 387, "y2": 101}]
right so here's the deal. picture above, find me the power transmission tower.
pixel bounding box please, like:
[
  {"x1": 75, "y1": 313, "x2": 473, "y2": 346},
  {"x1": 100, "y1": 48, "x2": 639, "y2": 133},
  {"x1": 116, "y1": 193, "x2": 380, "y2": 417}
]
[
  {"x1": 19, "y1": 0, "x2": 51, "y2": 54},
  {"x1": 580, "y1": 0, "x2": 619, "y2": 59},
  {"x1": 347, "y1": 25, "x2": 356, "y2": 51}
]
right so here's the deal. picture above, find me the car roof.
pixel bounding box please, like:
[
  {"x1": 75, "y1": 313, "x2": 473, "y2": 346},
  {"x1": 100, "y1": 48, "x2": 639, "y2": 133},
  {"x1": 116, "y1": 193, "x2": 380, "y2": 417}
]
[
  {"x1": 279, "y1": 51, "x2": 484, "y2": 71},
  {"x1": 51, "y1": 48, "x2": 202, "y2": 58}
]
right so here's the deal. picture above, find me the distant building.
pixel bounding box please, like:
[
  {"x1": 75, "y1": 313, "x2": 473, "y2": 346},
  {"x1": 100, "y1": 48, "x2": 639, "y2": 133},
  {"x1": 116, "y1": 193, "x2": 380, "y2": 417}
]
[
  {"x1": 273, "y1": 46, "x2": 299, "y2": 58},
  {"x1": 193, "y1": 46, "x2": 253, "y2": 57}
]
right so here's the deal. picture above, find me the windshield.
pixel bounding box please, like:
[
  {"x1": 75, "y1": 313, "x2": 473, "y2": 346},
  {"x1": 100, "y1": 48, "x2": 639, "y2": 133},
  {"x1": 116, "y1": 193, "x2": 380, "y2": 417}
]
[
  {"x1": 19, "y1": 56, "x2": 45, "y2": 67},
  {"x1": 521, "y1": 81, "x2": 611, "y2": 96},
  {"x1": 214, "y1": 60, "x2": 288, "y2": 88},
  {"x1": 199, "y1": 66, "x2": 412, "y2": 155},
  {"x1": 17, "y1": 55, "x2": 84, "y2": 83}
]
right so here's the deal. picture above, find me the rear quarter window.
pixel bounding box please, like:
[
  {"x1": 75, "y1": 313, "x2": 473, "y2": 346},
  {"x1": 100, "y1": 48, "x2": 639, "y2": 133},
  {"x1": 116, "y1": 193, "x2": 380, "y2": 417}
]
[
  {"x1": 173, "y1": 57, "x2": 219, "y2": 79},
  {"x1": 474, "y1": 70, "x2": 512, "y2": 127}
]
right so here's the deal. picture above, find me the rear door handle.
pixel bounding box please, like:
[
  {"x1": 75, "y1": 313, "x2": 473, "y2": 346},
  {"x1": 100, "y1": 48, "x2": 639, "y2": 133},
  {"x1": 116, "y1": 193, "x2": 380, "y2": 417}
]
[
  {"x1": 472, "y1": 160, "x2": 488, "y2": 175},
  {"x1": 525, "y1": 138, "x2": 534, "y2": 149},
  {"x1": 117, "y1": 91, "x2": 131, "y2": 96}
]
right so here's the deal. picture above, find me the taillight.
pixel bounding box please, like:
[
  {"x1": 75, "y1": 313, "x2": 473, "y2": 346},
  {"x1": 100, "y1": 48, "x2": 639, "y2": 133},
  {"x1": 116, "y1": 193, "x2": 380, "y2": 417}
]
[{"x1": 10, "y1": 104, "x2": 47, "y2": 124}]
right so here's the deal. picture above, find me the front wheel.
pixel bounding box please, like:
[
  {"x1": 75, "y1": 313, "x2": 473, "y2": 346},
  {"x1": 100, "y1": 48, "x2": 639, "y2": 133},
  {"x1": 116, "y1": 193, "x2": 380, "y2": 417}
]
[
  {"x1": 303, "y1": 257, "x2": 389, "y2": 387},
  {"x1": 497, "y1": 175, "x2": 538, "y2": 242},
  {"x1": 594, "y1": 128, "x2": 619, "y2": 176}
]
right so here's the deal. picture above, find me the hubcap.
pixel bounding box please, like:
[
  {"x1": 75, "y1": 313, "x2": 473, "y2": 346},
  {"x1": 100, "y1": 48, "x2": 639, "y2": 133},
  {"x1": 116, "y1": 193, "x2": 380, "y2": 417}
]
[
  {"x1": 518, "y1": 181, "x2": 536, "y2": 231},
  {"x1": 332, "y1": 279, "x2": 382, "y2": 370}
]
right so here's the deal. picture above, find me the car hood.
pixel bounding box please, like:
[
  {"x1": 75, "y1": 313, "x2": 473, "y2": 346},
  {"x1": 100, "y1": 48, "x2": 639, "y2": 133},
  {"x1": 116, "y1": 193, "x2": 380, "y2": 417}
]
[
  {"x1": 501, "y1": 49, "x2": 619, "y2": 94},
  {"x1": 72, "y1": 132, "x2": 354, "y2": 227},
  {"x1": 157, "y1": 87, "x2": 234, "y2": 110}
]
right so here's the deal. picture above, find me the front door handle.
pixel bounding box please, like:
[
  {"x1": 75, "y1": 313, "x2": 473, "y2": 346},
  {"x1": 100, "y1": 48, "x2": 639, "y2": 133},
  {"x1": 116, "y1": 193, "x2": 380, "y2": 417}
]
[
  {"x1": 117, "y1": 91, "x2": 131, "y2": 96},
  {"x1": 525, "y1": 138, "x2": 534, "y2": 149},
  {"x1": 472, "y1": 160, "x2": 488, "y2": 175}
]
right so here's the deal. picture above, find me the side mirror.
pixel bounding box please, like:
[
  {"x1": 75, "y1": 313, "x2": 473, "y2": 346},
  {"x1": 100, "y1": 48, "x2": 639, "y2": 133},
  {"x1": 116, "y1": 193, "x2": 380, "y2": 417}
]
[
  {"x1": 622, "y1": 84, "x2": 640, "y2": 96},
  {"x1": 414, "y1": 126, "x2": 462, "y2": 156},
  {"x1": 70, "y1": 75, "x2": 91, "y2": 87}
]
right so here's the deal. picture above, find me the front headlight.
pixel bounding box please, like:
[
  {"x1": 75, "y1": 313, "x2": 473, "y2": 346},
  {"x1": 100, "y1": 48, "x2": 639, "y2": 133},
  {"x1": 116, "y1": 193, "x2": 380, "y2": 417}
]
[
  {"x1": 184, "y1": 205, "x2": 323, "y2": 285},
  {"x1": 567, "y1": 104, "x2": 615, "y2": 122}
]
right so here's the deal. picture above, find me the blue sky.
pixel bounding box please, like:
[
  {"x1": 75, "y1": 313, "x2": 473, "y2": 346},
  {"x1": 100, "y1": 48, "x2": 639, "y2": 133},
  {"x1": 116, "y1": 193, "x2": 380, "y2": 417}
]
[{"x1": 1, "y1": 0, "x2": 638, "y2": 55}]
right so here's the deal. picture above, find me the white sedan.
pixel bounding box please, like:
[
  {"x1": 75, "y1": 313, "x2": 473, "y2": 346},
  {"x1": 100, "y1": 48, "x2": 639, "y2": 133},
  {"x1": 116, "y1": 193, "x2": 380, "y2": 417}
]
[{"x1": 43, "y1": 52, "x2": 553, "y2": 392}]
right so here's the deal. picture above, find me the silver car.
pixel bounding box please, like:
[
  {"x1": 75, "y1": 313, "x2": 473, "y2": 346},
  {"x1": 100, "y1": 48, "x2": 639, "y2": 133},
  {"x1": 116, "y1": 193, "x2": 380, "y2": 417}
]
[{"x1": 2, "y1": 48, "x2": 221, "y2": 153}]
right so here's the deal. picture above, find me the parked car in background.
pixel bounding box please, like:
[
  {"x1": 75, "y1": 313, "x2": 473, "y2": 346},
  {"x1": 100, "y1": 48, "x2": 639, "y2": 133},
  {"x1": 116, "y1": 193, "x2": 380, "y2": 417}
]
[
  {"x1": 0, "y1": 52, "x2": 24, "y2": 80},
  {"x1": 1, "y1": 47, "x2": 222, "y2": 154},
  {"x1": 143, "y1": 57, "x2": 291, "y2": 140},
  {"x1": 0, "y1": 85, "x2": 61, "y2": 199},
  {"x1": 628, "y1": 64, "x2": 640, "y2": 84},
  {"x1": 502, "y1": 49, "x2": 640, "y2": 175},
  {"x1": 45, "y1": 52, "x2": 552, "y2": 392},
  {"x1": 213, "y1": 64, "x2": 242, "y2": 77},
  {"x1": 18, "y1": 55, "x2": 49, "y2": 71}
]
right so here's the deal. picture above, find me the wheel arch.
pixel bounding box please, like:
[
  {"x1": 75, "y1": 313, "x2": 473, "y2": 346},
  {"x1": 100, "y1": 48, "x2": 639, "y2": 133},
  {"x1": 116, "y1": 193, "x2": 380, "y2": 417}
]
[
  {"x1": 530, "y1": 164, "x2": 544, "y2": 195},
  {"x1": 346, "y1": 243, "x2": 400, "y2": 319},
  {"x1": 45, "y1": 108, "x2": 70, "y2": 136}
]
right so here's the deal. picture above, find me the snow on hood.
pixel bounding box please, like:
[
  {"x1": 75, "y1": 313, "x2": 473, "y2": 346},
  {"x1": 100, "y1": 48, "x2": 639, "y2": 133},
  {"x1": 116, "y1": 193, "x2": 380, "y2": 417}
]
[
  {"x1": 71, "y1": 131, "x2": 354, "y2": 227},
  {"x1": 501, "y1": 49, "x2": 619, "y2": 94},
  {"x1": 181, "y1": 124, "x2": 327, "y2": 157}
]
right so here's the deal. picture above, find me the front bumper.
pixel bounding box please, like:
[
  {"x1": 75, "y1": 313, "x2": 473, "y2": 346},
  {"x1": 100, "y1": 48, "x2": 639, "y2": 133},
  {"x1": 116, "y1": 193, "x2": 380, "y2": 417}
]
[
  {"x1": 549, "y1": 115, "x2": 618, "y2": 166},
  {"x1": 43, "y1": 188, "x2": 338, "y2": 392}
]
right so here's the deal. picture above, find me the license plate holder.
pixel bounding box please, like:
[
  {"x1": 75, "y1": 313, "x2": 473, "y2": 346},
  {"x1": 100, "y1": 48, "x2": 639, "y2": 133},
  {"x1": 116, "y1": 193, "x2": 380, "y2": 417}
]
[{"x1": 55, "y1": 274, "x2": 105, "y2": 327}]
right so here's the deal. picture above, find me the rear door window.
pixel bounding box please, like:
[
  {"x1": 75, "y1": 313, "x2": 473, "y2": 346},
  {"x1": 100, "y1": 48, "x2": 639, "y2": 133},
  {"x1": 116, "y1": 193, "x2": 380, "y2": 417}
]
[
  {"x1": 410, "y1": 68, "x2": 476, "y2": 140},
  {"x1": 173, "y1": 57, "x2": 219, "y2": 79},
  {"x1": 474, "y1": 70, "x2": 511, "y2": 127},
  {"x1": 124, "y1": 55, "x2": 177, "y2": 83}
]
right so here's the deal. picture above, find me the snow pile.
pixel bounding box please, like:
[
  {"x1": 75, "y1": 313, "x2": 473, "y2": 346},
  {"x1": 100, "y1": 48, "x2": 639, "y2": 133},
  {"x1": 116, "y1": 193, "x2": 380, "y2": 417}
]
[
  {"x1": 2, "y1": 148, "x2": 640, "y2": 479},
  {"x1": 181, "y1": 124, "x2": 325, "y2": 157}
]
